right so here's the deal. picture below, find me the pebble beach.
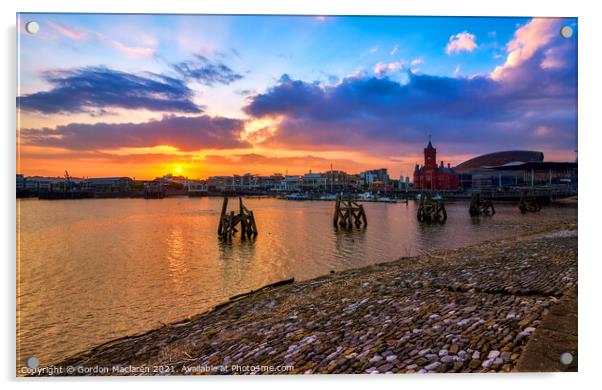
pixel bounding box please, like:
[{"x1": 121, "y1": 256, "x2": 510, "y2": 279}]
[{"x1": 43, "y1": 222, "x2": 577, "y2": 375}]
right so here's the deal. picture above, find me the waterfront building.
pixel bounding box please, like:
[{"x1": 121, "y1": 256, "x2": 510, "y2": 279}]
[
  {"x1": 325, "y1": 170, "x2": 349, "y2": 192},
  {"x1": 481, "y1": 162, "x2": 577, "y2": 189},
  {"x1": 302, "y1": 171, "x2": 327, "y2": 191},
  {"x1": 453, "y1": 150, "x2": 576, "y2": 190},
  {"x1": 232, "y1": 173, "x2": 258, "y2": 189},
  {"x1": 187, "y1": 180, "x2": 208, "y2": 196},
  {"x1": 85, "y1": 177, "x2": 134, "y2": 193},
  {"x1": 207, "y1": 176, "x2": 233, "y2": 191},
  {"x1": 454, "y1": 150, "x2": 544, "y2": 174},
  {"x1": 18, "y1": 176, "x2": 70, "y2": 193},
  {"x1": 360, "y1": 168, "x2": 389, "y2": 187},
  {"x1": 263, "y1": 173, "x2": 285, "y2": 190},
  {"x1": 278, "y1": 175, "x2": 301, "y2": 192},
  {"x1": 413, "y1": 138, "x2": 459, "y2": 190},
  {"x1": 398, "y1": 176, "x2": 412, "y2": 190},
  {"x1": 347, "y1": 174, "x2": 362, "y2": 190},
  {"x1": 455, "y1": 150, "x2": 543, "y2": 189},
  {"x1": 16, "y1": 174, "x2": 24, "y2": 190}
]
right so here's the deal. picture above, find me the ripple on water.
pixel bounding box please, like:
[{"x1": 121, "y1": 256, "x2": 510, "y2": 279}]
[{"x1": 16, "y1": 197, "x2": 576, "y2": 366}]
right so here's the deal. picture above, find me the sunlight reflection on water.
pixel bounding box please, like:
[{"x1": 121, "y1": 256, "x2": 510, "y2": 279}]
[{"x1": 16, "y1": 197, "x2": 576, "y2": 366}]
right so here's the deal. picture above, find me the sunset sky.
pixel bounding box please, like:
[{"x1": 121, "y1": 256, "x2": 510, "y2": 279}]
[{"x1": 17, "y1": 14, "x2": 577, "y2": 179}]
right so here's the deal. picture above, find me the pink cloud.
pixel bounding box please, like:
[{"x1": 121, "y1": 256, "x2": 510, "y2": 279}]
[
  {"x1": 374, "y1": 62, "x2": 404, "y2": 76},
  {"x1": 44, "y1": 20, "x2": 155, "y2": 58},
  {"x1": 445, "y1": 31, "x2": 477, "y2": 55},
  {"x1": 492, "y1": 18, "x2": 562, "y2": 80},
  {"x1": 47, "y1": 21, "x2": 88, "y2": 41},
  {"x1": 94, "y1": 33, "x2": 156, "y2": 58}
]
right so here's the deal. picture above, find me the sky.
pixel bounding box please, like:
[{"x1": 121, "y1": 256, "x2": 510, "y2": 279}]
[{"x1": 16, "y1": 14, "x2": 578, "y2": 179}]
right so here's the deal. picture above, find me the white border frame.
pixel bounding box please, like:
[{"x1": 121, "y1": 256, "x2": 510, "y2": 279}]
[{"x1": 3, "y1": 1, "x2": 600, "y2": 390}]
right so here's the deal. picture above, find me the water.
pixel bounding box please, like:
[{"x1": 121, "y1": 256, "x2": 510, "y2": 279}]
[{"x1": 16, "y1": 197, "x2": 576, "y2": 367}]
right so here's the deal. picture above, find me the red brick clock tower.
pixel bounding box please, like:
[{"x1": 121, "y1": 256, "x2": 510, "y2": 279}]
[{"x1": 413, "y1": 136, "x2": 460, "y2": 190}]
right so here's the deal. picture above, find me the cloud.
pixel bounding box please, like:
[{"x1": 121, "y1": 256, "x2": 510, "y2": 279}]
[
  {"x1": 445, "y1": 31, "x2": 478, "y2": 55},
  {"x1": 492, "y1": 18, "x2": 565, "y2": 80},
  {"x1": 47, "y1": 21, "x2": 87, "y2": 41},
  {"x1": 46, "y1": 21, "x2": 155, "y2": 58},
  {"x1": 243, "y1": 20, "x2": 576, "y2": 158},
  {"x1": 390, "y1": 45, "x2": 399, "y2": 56},
  {"x1": 370, "y1": 46, "x2": 379, "y2": 53},
  {"x1": 17, "y1": 66, "x2": 201, "y2": 114},
  {"x1": 411, "y1": 58, "x2": 423, "y2": 66},
  {"x1": 21, "y1": 115, "x2": 248, "y2": 152},
  {"x1": 94, "y1": 32, "x2": 156, "y2": 58},
  {"x1": 172, "y1": 55, "x2": 243, "y2": 86},
  {"x1": 374, "y1": 62, "x2": 404, "y2": 76}
]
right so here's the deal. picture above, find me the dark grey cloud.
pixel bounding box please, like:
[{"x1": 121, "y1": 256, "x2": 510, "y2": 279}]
[
  {"x1": 172, "y1": 55, "x2": 243, "y2": 86},
  {"x1": 22, "y1": 115, "x2": 249, "y2": 152},
  {"x1": 18, "y1": 66, "x2": 202, "y2": 114}
]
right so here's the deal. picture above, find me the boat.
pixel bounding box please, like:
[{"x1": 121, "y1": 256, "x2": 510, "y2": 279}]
[
  {"x1": 286, "y1": 193, "x2": 309, "y2": 200},
  {"x1": 416, "y1": 193, "x2": 443, "y2": 201},
  {"x1": 319, "y1": 194, "x2": 338, "y2": 201},
  {"x1": 358, "y1": 192, "x2": 376, "y2": 201}
]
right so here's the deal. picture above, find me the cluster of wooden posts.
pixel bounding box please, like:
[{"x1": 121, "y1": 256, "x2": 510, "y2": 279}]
[
  {"x1": 417, "y1": 190, "x2": 542, "y2": 223},
  {"x1": 469, "y1": 193, "x2": 496, "y2": 216},
  {"x1": 416, "y1": 192, "x2": 448, "y2": 222},
  {"x1": 333, "y1": 194, "x2": 368, "y2": 229},
  {"x1": 518, "y1": 192, "x2": 542, "y2": 213},
  {"x1": 217, "y1": 197, "x2": 258, "y2": 240}
]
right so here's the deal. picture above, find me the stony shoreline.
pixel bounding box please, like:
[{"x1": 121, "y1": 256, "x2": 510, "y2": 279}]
[{"x1": 42, "y1": 222, "x2": 577, "y2": 375}]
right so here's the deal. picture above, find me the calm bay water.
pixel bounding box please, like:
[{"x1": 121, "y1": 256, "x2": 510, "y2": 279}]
[{"x1": 17, "y1": 197, "x2": 576, "y2": 366}]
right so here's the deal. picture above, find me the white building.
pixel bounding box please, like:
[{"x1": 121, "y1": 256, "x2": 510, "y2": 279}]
[
  {"x1": 278, "y1": 175, "x2": 301, "y2": 192},
  {"x1": 302, "y1": 172, "x2": 327, "y2": 190}
]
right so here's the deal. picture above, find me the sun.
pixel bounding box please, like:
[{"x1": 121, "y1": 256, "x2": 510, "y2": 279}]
[{"x1": 174, "y1": 166, "x2": 183, "y2": 174}]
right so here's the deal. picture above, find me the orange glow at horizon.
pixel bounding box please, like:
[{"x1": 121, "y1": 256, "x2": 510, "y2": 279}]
[
  {"x1": 16, "y1": 143, "x2": 448, "y2": 181},
  {"x1": 18, "y1": 138, "x2": 574, "y2": 181}
]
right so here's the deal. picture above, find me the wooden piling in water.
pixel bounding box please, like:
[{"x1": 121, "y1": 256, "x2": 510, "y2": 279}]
[
  {"x1": 469, "y1": 193, "x2": 496, "y2": 217},
  {"x1": 518, "y1": 192, "x2": 542, "y2": 213},
  {"x1": 333, "y1": 194, "x2": 367, "y2": 230},
  {"x1": 217, "y1": 197, "x2": 258, "y2": 240},
  {"x1": 417, "y1": 192, "x2": 447, "y2": 223}
]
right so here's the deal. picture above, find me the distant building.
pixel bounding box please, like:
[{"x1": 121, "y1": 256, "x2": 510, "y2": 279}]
[
  {"x1": 398, "y1": 176, "x2": 412, "y2": 190},
  {"x1": 360, "y1": 169, "x2": 389, "y2": 186},
  {"x1": 453, "y1": 150, "x2": 576, "y2": 190},
  {"x1": 279, "y1": 175, "x2": 301, "y2": 192},
  {"x1": 187, "y1": 180, "x2": 208, "y2": 196},
  {"x1": 207, "y1": 176, "x2": 232, "y2": 191},
  {"x1": 413, "y1": 138, "x2": 459, "y2": 190},
  {"x1": 302, "y1": 171, "x2": 327, "y2": 190},
  {"x1": 325, "y1": 170, "x2": 348, "y2": 191},
  {"x1": 454, "y1": 150, "x2": 544, "y2": 174},
  {"x1": 85, "y1": 177, "x2": 133, "y2": 192},
  {"x1": 476, "y1": 161, "x2": 577, "y2": 189},
  {"x1": 347, "y1": 174, "x2": 362, "y2": 190}
]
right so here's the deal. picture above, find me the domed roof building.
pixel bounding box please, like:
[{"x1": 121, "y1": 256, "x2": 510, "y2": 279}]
[{"x1": 454, "y1": 151, "x2": 544, "y2": 173}]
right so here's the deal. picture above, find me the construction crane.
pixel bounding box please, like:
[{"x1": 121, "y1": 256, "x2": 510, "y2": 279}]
[{"x1": 64, "y1": 170, "x2": 71, "y2": 192}]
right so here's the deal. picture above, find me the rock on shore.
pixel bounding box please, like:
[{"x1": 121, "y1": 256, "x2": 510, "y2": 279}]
[{"x1": 49, "y1": 224, "x2": 577, "y2": 375}]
